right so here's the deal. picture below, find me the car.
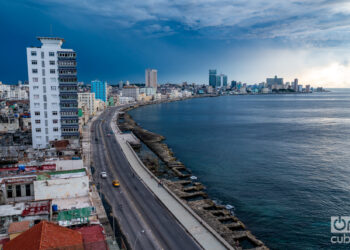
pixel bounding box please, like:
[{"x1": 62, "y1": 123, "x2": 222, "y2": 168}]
[
  {"x1": 100, "y1": 172, "x2": 107, "y2": 179},
  {"x1": 112, "y1": 179, "x2": 120, "y2": 187}
]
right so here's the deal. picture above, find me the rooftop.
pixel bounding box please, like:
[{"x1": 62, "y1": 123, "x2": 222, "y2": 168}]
[
  {"x1": 8, "y1": 221, "x2": 31, "y2": 234},
  {"x1": 37, "y1": 37, "x2": 65, "y2": 42},
  {"x1": 4, "y1": 221, "x2": 83, "y2": 250}
]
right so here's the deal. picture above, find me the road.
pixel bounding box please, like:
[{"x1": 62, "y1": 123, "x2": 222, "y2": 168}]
[{"x1": 91, "y1": 106, "x2": 201, "y2": 250}]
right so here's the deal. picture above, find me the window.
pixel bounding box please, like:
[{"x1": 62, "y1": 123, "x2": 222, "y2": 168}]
[
  {"x1": 53, "y1": 119, "x2": 58, "y2": 124},
  {"x1": 33, "y1": 86, "x2": 39, "y2": 90},
  {"x1": 42, "y1": 61, "x2": 45, "y2": 67},
  {"x1": 53, "y1": 127, "x2": 59, "y2": 132},
  {"x1": 52, "y1": 111, "x2": 58, "y2": 115},
  {"x1": 31, "y1": 51, "x2": 37, "y2": 56},
  {"x1": 35, "y1": 128, "x2": 41, "y2": 132},
  {"x1": 51, "y1": 94, "x2": 57, "y2": 99},
  {"x1": 49, "y1": 52, "x2": 55, "y2": 56},
  {"x1": 34, "y1": 103, "x2": 40, "y2": 108},
  {"x1": 50, "y1": 77, "x2": 56, "y2": 83},
  {"x1": 25, "y1": 184, "x2": 31, "y2": 196},
  {"x1": 51, "y1": 86, "x2": 57, "y2": 91},
  {"x1": 34, "y1": 111, "x2": 40, "y2": 116},
  {"x1": 41, "y1": 51, "x2": 44, "y2": 59},
  {"x1": 31, "y1": 60, "x2": 37, "y2": 65},
  {"x1": 7, "y1": 186, "x2": 12, "y2": 198},
  {"x1": 42, "y1": 69, "x2": 45, "y2": 76},
  {"x1": 32, "y1": 69, "x2": 38, "y2": 73},
  {"x1": 49, "y1": 61, "x2": 55, "y2": 65},
  {"x1": 35, "y1": 120, "x2": 41, "y2": 124},
  {"x1": 34, "y1": 94, "x2": 39, "y2": 99},
  {"x1": 16, "y1": 185, "x2": 21, "y2": 197},
  {"x1": 33, "y1": 77, "x2": 38, "y2": 83},
  {"x1": 50, "y1": 69, "x2": 55, "y2": 74}
]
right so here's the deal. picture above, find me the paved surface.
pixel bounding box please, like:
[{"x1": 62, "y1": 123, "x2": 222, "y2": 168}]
[
  {"x1": 110, "y1": 111, "x2": 233, "y2": 250},
  {"x1": 91, "y1": 107, "x2": 202, "y2": 250}
]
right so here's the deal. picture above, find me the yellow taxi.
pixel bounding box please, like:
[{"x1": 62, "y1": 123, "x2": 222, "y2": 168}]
[{"x1": 112, "y1": 180, "x2": 120, "y2": 187}]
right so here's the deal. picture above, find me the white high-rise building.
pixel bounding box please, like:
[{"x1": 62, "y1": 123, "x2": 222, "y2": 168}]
[
  {"x1": 27, "y1": 37, "x2": 79, "y2": 149},
  {"x1": 145, "y1": 69, "x2": 157, "y2": 88}
]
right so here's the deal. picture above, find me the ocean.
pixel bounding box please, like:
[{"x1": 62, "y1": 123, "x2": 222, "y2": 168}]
[{"x1": 129, "y1": 90, "x2": 350, "y2": 249}]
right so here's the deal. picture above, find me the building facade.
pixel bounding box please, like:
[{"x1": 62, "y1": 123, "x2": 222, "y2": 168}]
[
  {"x1": 209, "y1": 69, "x2": 217, "y2": 88},
  {"x1": 145, "y1": 69, "x2": 157, "y2": 88},
  {"x1": 78, "y1": 92, "x2": 95, "y2": 115},
  {"x1": 91, "y1": 80, "x2": 107, "y2": 102},
  {"x1": 27, "y1": 37, "x2": 79, "y2": 149},
  {"x1": 121, "y1": 86, "x2": 139, "y2": 101},
  {"x1": 266, "y1": 75, "x2": 284, "y2": 87}
]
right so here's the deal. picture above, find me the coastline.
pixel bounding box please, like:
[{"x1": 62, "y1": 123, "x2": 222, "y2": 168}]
[{"x1": 117, "y1": 96, "x2": 268, "y2": 249}]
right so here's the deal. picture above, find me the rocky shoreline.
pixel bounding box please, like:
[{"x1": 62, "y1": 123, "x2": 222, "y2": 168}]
[{"x1": 117, "y1": 98, "x2": 268, "y2": 250}]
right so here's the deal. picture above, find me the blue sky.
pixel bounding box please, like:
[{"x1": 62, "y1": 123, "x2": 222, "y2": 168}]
[{"x1": 1, "y1": 0, "x2": 350, "y2": 87}]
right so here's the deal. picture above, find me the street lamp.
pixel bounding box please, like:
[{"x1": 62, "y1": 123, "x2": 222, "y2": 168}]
[{"x1": 133, "y1": 230, "x2": 145, "y2": 250}]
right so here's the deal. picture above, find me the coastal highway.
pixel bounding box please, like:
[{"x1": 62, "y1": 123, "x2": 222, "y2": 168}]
[{"x1": 91, "y1": 107, "x2": 201, "y2": 250}]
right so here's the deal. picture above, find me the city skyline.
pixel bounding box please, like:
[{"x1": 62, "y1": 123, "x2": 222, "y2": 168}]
[{"x1": 2, "y1": 1, "x2": 350, "y2": 87}]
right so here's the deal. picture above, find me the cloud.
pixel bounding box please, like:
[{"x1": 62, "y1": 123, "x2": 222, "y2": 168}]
[
  {"x1": 23, "y1": 0, "x2": 350, "y2": 43},
  {"x1": 301, "y1": 62, "x2": 350, "y2": 88}
]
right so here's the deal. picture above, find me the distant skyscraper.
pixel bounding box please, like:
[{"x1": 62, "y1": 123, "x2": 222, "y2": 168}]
[
  {"x1": 118, "y1": 81, "x2": 123, "y2": 89},
  {"x1": 305, "y1": 85, "x2": 310, "y2": 93},
  {"x1": 293, "y1": 79, "x2": 298, "y2": 92},
  {"x1": 222, "y1": 75, "x2": 228, "y2": 87},
  {"x1": 145, "y1": 69, "x2": 157, "y2": 88},
  {"x1": 27, "y1": 37, "x2": 79, "y2": 148},
  {"x1": 216, "y1": 75, "x2": 221, "y2": 87},
  {"x1": 91, "y1": 80, "x2": 107, "y2": 102},
  {"x1": 266, "y1": 75, "x2": 284, "y2": 87},
  {"x1": 209, "y1": 69, "x2": 217, "y2": 88},
  {"x1": 231, "y1": 80, "x2": 237, "y2": 88}
]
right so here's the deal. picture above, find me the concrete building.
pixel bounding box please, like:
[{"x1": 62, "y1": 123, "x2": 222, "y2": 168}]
[
  {"x1": 0, "y1": 82, "x2": 28, "y2": 100},
  {"x1": 122, "y1": 86, "x2": 140, "y2": 100},
  {"x1": 78, "y1": 92, "x2": 95, "y2": 115},
  {"x1": 293, "y1": 79, "x2": 298, "y2": 92},
  {"x1": 305, "y1": 85, "x2": 311, "y2": 93},
  {"x1": 27, "y1": 37, "x2": 79, "y2": 149},
  {"x1": 91, "y1": 80, "x2": 107, "y2": 102},
  {"x1": 298, "y1": 85, "x2": 303, "y2": 92},
  {"x1": 139, "y1": 87, "x2": 156, "y2": 97},
  {"x1": 266, "y1": 75, "x2": 284, "y2": 87},
  {"x1": 145, "y1": 69, "x2": 157, "y2": 88}
]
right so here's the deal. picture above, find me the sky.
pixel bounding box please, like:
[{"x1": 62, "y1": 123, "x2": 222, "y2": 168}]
[{"x1": 1, "y1": 0, "x2": 350, "y2": 87}]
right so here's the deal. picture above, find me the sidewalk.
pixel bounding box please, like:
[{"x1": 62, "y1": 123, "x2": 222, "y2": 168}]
[{"x1": 111, "y1": 111, "x2": 233, "y2": 250}]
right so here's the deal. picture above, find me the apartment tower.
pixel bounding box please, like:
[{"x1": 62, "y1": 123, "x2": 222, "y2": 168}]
[
  {"x1": 145, "y1": 69, "x2": 157, "y2": 88},
  {"x1": 27, "y1": 37, "x2": 79, "y2": 148}
]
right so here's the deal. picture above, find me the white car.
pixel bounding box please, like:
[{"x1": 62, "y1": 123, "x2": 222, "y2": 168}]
[{"x1": 100, "y1": 172, "x2": 107, "y2": 179}]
